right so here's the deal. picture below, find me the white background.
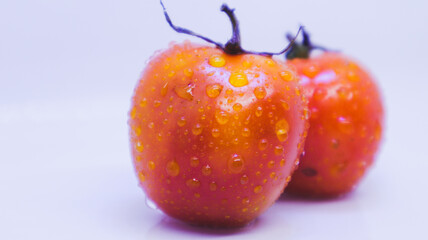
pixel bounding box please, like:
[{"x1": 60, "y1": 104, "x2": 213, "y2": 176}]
[{"x1": 1, "y1": 0, "x2": 427, "y2": 239}]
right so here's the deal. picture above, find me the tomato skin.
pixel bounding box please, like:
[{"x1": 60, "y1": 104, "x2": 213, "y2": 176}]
[
  {"x1": 285, "y1": 52, "x2": 384, "y2": 198},
  {"x1": 129, "y1": 41, "x2": 308, "y2": 227}
]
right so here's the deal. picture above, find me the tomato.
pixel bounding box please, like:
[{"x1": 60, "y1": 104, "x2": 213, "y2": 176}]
[
  {"x1": 284, "y1": 30, "x2": 384, "y2": 198},
  {"x1": 128, "y1": 4, "x2": 308, "y2": 227}
]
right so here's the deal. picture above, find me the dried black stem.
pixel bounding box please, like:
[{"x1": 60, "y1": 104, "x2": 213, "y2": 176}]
[
  {"x1": 160, "y1": 0, "x2": 300, "y2": 56},
  {"x1": 285, "y1": 28, "x2": 332, "y2": 60}
]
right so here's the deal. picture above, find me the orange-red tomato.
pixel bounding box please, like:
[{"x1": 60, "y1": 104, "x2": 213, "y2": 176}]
[
  {"x1": 129, "y1": 41, "x2": 308, "y2": 227},
  {"x1": 285, "y1": 52, "x2": 384, "y2": 198}
]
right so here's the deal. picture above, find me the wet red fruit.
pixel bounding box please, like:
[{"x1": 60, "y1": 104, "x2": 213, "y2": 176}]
[
  {"x1": 284, "y1": 30, "x2": 384, "y2": 198},
  {"x1": 128, "y1": 4, "x2": 308, "y2": 227}
]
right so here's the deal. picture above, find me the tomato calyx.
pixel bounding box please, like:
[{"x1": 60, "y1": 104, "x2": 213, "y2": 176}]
[
  {"x1": 160, "y1": 0, "x2": 301, "y2": 56},
  {"x1": 285, "y1": 28, "x2": 332, "y2": 60}
]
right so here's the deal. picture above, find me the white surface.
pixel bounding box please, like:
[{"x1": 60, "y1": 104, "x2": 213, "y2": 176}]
[{"x1": 1, "y1": 0, "x2": 427, "y2": 239}]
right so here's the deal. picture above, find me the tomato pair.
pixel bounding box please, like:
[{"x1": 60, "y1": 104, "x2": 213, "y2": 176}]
[{"x1": 128, "y1": 3, "x2": 383, "y2": 227}]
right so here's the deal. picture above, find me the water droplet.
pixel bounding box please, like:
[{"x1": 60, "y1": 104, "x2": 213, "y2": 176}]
[
  {"x1": 274, "y1": 145, "x2": 284, "y2": 155},
  {"x1": 166, "y1": 161, "x2": 180, "y2": 177},
  {"x1": 233, "y1": 103, "x2": 243, "y2": 112},
  {"x1": 295, "y1": 87, "x2": 301, "y2": 96},
  {"x1": 280, "y1": 70, "x2": 294, "y2": 81},
  {"x1": 192, "y1": 123, "x2": 203, "y2": 135},
  {"x1": 211, "y1": 128, "x2": 220, "y2": 138},
  {"x1": 190, "y1": 157, "x2": 199, "y2": 167},
  {"x1": 183, "y1": 68, "x2": 194, "y2": 77},
  {"x1": 206, "y1": 84, "x2": 223, "y2": 98},
  {"x1": 303, "y1": 64, "x2": 320, "y2": 78},
  {"x1": 148, "y1": 122, "x2": 154, "y2": 129},
  {"x1": 240, "y1": 174, "x2": 249, "y2": 184},
  {"x1": 186, "y1": 178, "x2": 201, "y2": 188},
  {"x1": 177, "y1": 116, "x2": 186, "y2": 127},
  {"x1": 139, "y1": 98, "x2": 147, "y2": 107},
  {"x1": 194, "y1": 193, "x2": 201, "y2": 198},
  {"x1": 242, "y1": 208, "x2": 248, "y2": 213},
  {"x1": 270, "y1": 172, "x2": 276, "y2": 179},
  {"x1": 375, "y1": 121, "x2": 382, "y2": 140},
  {"x1": 167, "y1": 70, "x2": 176, "y2": 78},
  {"x1": 242, "y1": 60, "x2": 252, "y2": 68},
  {"x1": 253, "y1": 185, "x2": 262, "y2": 194},
  {"x1": 226, "y1": 89, "x2": 233, "y2": 95},
  {"x1": 130, "y1": 107, "x2": 137, "y2": 119},
  {"x1": 166, "y1": 105, "x2": 173, "y2": 113},
  {"x1": 255, "y1": 106, "x2": 263, "y2": 117},
  {"x1": 241, "y1": 128, "x2": 250, "y2": 137},
  {"x1": 160, "y1": 82, "x2": 169, "y2": 96},
  {"x1": 134, "y1": 126, "x2": 141, "y2": 136},
  {"x1": 253, "y1": 87, "x2": 267, "y2": 99},
  {"x1": 154, "y1": 100, "x2": 161, "y2": 107},
  {"x1": 276, "y1": 119, "x2": 290, "y2": 142},
  {"x1": 280, "y1": 158, "x2": 285, "y2": 166},
  {"x1": 202, "y1": 165, "x2": 212, "y2": 176},
  {"x1": 268, "y1": 160, "x2": 275, "y2": 168},
  {"x1": 135, "y1": 141, "x2": 144, "y2": 152},
  {"x1": 148, "y1": 161, "x2": 155, "y2": 170},
  {"x1": 138, "y1": 171, "x2": 146, "y2": 182},
  {"x1": 209, "y1": 55, "x2": 226, "y2": 68},
  {"x1": 209, "y1": 181, "x2": 217, "y2": 191},
  {"x1": 174, "y1": 83, "x2": 195, "y2": 101},
  {"x1": 215, "y1": 110, "x2": 230, "y2": 125},
  {"x1": 266, "y1": 59, "x2": 275, "y2": 66},
  {"x1": 229, "y1": 72, "x2": 249, "y2": 87},
  {"x1": 331, "y1": 138, "x2": 340, "y2": 149},
  {"x1": 229, "y1": 154, "x2": 244, "y2": 173},
  {"x1": 258, "y1": 139, "x2": 268, "y2": 150},
  {"x1": 286, "y1": 176, "x2": 291, "y2": 183},
  {"x1": 337, "y1": 116, "x2": 353, "y2": 134}
]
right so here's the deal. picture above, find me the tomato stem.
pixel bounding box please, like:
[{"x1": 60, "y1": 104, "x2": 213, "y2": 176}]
[
  {"x1": 285, "y1": 28, "x2": 331, "y2": 60},
  {"x1": 160, "y1": 0, "x2": 301, "y2": 56}
]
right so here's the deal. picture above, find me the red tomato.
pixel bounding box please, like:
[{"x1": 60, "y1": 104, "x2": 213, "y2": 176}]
[
  {"x1": 284, "y1": 32, "x2": 384, "y2": 198},
  {"x1": 129, "y1": 41, "x2": 308, "y2": 227}
]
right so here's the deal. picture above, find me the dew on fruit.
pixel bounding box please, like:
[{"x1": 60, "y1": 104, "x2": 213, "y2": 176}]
[
  {"x1": 130, "y1": 107, "x2": 136, "y2": 119},
  {"x1": 189, "y1": 157, "x2": 199, "y2": 168},
  {"x1": 286, "y1": 176, "x2": 291, "y2": 183},
  {"x1": 161, "y1": 82, "x2": 169, "y2": 96},
  {"x1": 211, "y1": 128, "x2": 220, "y2": 138},
  {"x1": 192, "y1": 123, "x2": 203, "y2": 135},
  {"x1": 166, "y1": 105, "x2": 173, "y2": 113},
  {"x1": 229, "y1": 154, "x2": 244, "y2": 173},
  {"x1": 177, "y1": 116, "x2": 186, "y2": 127},
  {"x1": 183, "y1": 68, "x2": 194, "y2": 77},
  {"x1": 276, "y1": 119, "x2": 290, "y2": 142},
  {"x1": 148, "y1": 161, "x2": 155, "y2": 170},
  {"x1": 242, "y1": 197, "x2": 250, "y2": 204},
  {"x1": 186, "y1": 178, "x2": 201, "y2": 188},
  {"x1": 303, "y1": 64, "x2": 320, "y2": 78},
  {"x1": 254, "y1": 87, "x2": 267, "y2": 99},
  {"x1": 233, "y1": 103, "x2": 243, "y2": 112},
  {"x1": 167, "y1": 70, "x2": 176, "y2": 78},
  {"x1": 206, "y1": 84, "x2": 223, "y2": 98},
  {"x1": 331, "y1": 138, "x2": 340, "y2": 149},
  {"x1": 229, "y1": 72, "x2": 249, "y2": 87},
  {"x1": 215, "y1": 110, "x2": 230, "y2": 125},
  {"x1": 253, "y1": 185, "x2": 262, "y2": 194},
  {"x1": 202, "y1": 165, "x2": 212, "y2": 176},
  {"x1": 145, "y1": 197, "x2": 159, "y2": 211},
  {"x1": 241, "y1": 128, "x2": 250, "y2": 137},
  {"x1": 280, "y1": 70, "x2": 294, "y2": 81},
  {"x1": 255, "y1": 106, "x2": 263, "y2": 117},
  {"x1": 295, "y1": 87, "x2": 301, "y2": 96},
  {"x1": 268, "y1": 160, "x2": 275, "y2": 168},
  {"x1": 194, "y1": 193, "x2": 201, "y2": 198},
  {"x1": 209, "y1": 181, "x2": 217, "y2": 191},
  {"x1": 266, "y1": 59, "x2": 275, "y2": 67},
  {"x1": 174, "y1": 84, "x2": 195, "y2": 101},
  {"x1": 209, "y1": 55, "x2": 226, "y2": 68},
  {"x1": 274, "y1": 145, "x2": 284, "y2": 155},
  {"x1": 242, "y1": 60, "x2": 251, "y2": 68},
  {"x1": 280, "y1": 158, "x2": 285, "y2": 167},
  {"x1": 139, "y1": 98, "x2": 147, "y2": 107},
  {"x1": 166, "y1": 161, "x2": 180, "y2": 177},
  {"x1": 337, "y1": 116, "x2": 354, "y2": 134},
  {"x1": 270, "y1": 172, "x2": 276, "y2": 179},
  {"x1": 258, "y1": 139, "x2": 268, "y2": 150},
  {"x1": 138, "y1": 171, "x2": 146, "y2": 182},
  {"x1": 313, "y1": 88, "x2": 327, "y2": 101},
  {"x1": 135, "y1": 141, "x2": 144, "y2": 152},
  {"x1": 154, "y1": 100, "x2": 161, "y2": 107},
  {"x1": 242, "y1": 208, "x2": 248, "y2": 213},
  {"x1": 134, "y1": 127, "x2": 141, "y2": 136},
  {"x1": 240, "y1": 174, "x2": 249, "y2": 184}
]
